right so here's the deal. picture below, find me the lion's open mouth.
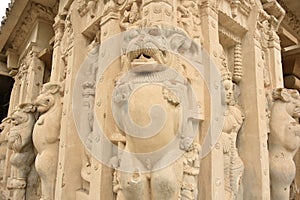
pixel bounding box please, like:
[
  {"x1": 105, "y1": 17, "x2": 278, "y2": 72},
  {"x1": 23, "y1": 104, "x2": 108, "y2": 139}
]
[{"x1": 127, "y1": 47, "x2": 168, "y2": 69}]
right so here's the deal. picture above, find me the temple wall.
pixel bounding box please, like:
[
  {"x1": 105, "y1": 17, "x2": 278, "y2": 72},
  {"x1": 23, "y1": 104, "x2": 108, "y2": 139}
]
[{"x1": 0, "y1": 0, "x2": 299, "y2": 200}]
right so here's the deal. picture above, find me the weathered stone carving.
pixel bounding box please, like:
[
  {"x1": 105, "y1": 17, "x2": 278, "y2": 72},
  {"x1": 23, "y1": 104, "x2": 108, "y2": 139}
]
[
  {"x1": 0, "y1": 117, "x2": 10, "y2": 179},
  {"x1": 121, "y1": 27, "x2": 172, "y2": 73},
  {"x1": 277, "y1": 0, "x2": 300, "y2": 35},
  {"x1": 232, "y1": 43, "x2": 242, "y2": 84},
  {"x1": 2, "y1": 0, "x2": 299, "y2": 198},
  {"x1": 142, "y1": 0, "x2": 174, "y2": 27},
  {"x1": 112, "y1": 66, "x2": 201, "y2": 200},
  {"x1": 80, "y1": 81, "x2": 95, "y2": 193},
  {"x1": 177, "y1": 0, "x2": 203, "y2": 44},
  {"x1": 221, "y1": 80, "x2": 245, "y2": 200},
  {"x1": 61, "y1": 12, "x2": 74, "y2": 80},
  {"x1": 7, "y1": 103, "x2": 36, "y2": 200},
  {"x1": 269, "y1": 88, "x2": 300, "y2": 200},
  {"x1": 120, "y1": 0, "x2": 141, "y2": 30},
  {"x1": 33, "y1": 82, "x2": 63, "y2": 200},
  {"x1": 78, "y1": 0, "x2": 99, "y2": 18},
  {"x1": 219, "y1": 45, "x2": 245, "y2": 200},
  {"x1": 10, "y1": 2, "x2": 55, "y2": 50},
  {"x1": 102, "y1": 0, "x2": 119, "y2": 16},
  {"x1": 180, "y1": 140, "x2": 201, "y2": 200},
  {"x1": 111, "y1": 26, "x2": 202, "y2": 199}
]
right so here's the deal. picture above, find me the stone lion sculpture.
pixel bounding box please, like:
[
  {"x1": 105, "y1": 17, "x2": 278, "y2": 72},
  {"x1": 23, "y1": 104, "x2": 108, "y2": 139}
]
[
  {"x1": 0, "y1": 117, "x2": 11, "y2": 178},
  {"x1": 7, "y1": 103, "x2": 36, "y2": 199},
  {"x1": 269, "y1": 88, "x2": 300, "y2": 200},
  {"x1": 33, "y1": 82, "x2": 63, "y2": 200}
]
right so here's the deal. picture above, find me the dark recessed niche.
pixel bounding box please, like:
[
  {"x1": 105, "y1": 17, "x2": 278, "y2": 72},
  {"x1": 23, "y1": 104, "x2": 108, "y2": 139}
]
[{"x1": 0, "y1": 75, "x2": 14, "y2": 122}]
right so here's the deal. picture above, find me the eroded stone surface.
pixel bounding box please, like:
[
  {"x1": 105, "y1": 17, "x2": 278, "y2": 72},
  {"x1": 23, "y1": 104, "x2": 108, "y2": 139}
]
[{"x1": 0, "y1": 0, "x2": 299, "y2": 200}]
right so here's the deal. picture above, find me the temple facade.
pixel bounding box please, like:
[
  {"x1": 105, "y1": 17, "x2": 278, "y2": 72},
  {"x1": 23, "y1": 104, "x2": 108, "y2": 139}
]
[{"x1": 0, "y1": 0, "x2": 300, "y2": 200}]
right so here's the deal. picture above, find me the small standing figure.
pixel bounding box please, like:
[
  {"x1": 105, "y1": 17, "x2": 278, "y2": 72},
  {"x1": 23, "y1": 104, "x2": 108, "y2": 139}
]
[
  {"x1": 177, "y1": 0, "x2": 203, "y2": 44},
  {"x1": 269, "y1": 88, "x2": 300, "y2": 200},
  {"x1": 120, "y1": 0, "x2": 140, "y2": 30},
  {"x1": 180, "y1": 137, "x2": 201, "y2": 200},
  {"x1": 221, "y1": 78, "x2": 245, "y2": 200},
  {"x1": 33, "y1": 82, "x2": 63, "y2": 200},
  {"x1": 7, "y1": 103, "x2": 36, "y2": 200}
]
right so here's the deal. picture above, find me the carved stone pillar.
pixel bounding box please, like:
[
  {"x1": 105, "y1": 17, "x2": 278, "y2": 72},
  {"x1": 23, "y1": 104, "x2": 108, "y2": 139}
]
[
  {"x1": 238, "y1": 8, "x2": 271, "y2": 200},
  {"x1": 90, "y1": 2, "x2": 123, "y2": 200},
  {"x1": 54, "y1": 7, "x2": 85, "y2": 200},
  {"x1": 50, "y1": 14, "x2": 65, "y2": 82},
  {"x1": 268, "y1": 19, "x2": 284, "y2": 88},
  {"x1": 199, "y1": 1, "x2": 225, "y2": 199},
  {"x1": 25, "y1": 49, "x2": 45, "y2": 103}
]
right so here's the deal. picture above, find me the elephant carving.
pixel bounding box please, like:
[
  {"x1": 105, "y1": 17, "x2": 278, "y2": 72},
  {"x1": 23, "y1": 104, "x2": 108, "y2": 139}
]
[
  {"x1": 269, "y1": 88, "x2": 300, "y2": 200},
  {"x1": 33, "y1": 82, "x2": 63, "y2": 200}
]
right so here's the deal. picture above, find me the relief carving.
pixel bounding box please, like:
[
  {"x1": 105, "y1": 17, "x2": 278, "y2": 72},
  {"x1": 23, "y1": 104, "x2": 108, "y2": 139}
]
[
  {"x1": 180, "y1": 141, "x2": 201, "y2": 200},
  {"x1": 120, "y1": 0, "x2": 141, "y2": 30},
  {"x1": 111, "y1": 27, "x2": 202, "y2": 200},
  {"x1": 232, "y1": 44, "x2": 242, "y2": 84},
  {"x1": 142, "y1": 0, "x2": 174, "y2": 27},
  {"x1": 10, "y1": 2, "x2": 55, "y2": 50},
  {"x1": 112, "y1": 67, "x2": 201, "y2": 200},
  {"x1": 220, "y1": 46, "x2": 245, "y2": 200},
  {"x1": 177, "y1": 0, "x2": 203, "y2": 45},
  {"x1": 0, "y1": 117, "x2": 10, "y2": 179},
  {"x1": 33, "y1": 83, "x2": 63, "y2": 200},
  {"x1": 7, "y1": 103, "x2": 36, "y2": 200},
  {"x1": 80, "y1": 81, "x2": 95, "y2": 193},
  {"x1": 269, "y1": 88, "x2": 300, "y2": 200},
  {"x1": 61, "y1": 12, "x2": 74, "y2": 74},
  {"x1": 121, "y1": 27, "x2": 173, "y2": 73},
  {"x1": 77, "y1": 0, "x2": 98, "y2": 18}
]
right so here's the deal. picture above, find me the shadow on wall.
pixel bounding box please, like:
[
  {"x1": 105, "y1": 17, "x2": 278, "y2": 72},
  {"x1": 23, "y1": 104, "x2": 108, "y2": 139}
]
[{"x1": 0, "y1": 75, "x2": 14, "y2": 121}]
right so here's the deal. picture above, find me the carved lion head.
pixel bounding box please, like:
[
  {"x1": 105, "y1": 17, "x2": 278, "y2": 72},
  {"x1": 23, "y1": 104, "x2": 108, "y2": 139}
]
[
  {"x1": 11, "y1": 103, "x2": 36, "y2": 126},
  {"x1": 35, "y1": 82, "x2": 63, "y2": 113},
  {"x1": 273, "y1": 88, "x2": 300, "y2": 118}
]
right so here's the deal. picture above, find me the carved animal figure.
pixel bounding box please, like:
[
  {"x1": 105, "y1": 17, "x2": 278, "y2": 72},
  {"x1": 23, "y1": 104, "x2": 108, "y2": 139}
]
[
  {"x1": 112, "y1": 67, "x2": 201, "y2": 200},
  {"x1": 269, "y1": 88, "x2": 300, "y2": 200},
  {"x1": 0, "y1": 117, "x2": 10, "y2": 178},
  {"x1": 33, "y1": 83, "x2": 63, "y2": 200},
  {"x1": 7, "y1": 103, "x2": 36, "y2": 200}
]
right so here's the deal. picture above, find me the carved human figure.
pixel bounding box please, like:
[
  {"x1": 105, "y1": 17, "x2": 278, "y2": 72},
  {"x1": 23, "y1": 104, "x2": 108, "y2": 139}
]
[
  {"x1": 177, "y1": 0, "x2": 203, "y2": 44},
  {"x1": 7, "y1": 103, "x2": 36, "y2": 200},
  {"x1": 33, "y1": 83, "x2": 63, "y2": 200},
  {"x1": 221, "y1": 78, "x2": 245, "y2": 200},
  {"x1": 80, "y1": 81, "x2": 95, "y2": 192},
  {"x1": 120, "y1": 0, "x2": 140, "y2": 30},
  {"x1": 180, "y1": 138, "x2": 201, "y2": 200},
  {"x1": 61, "y1": 12, "x2": 74, "y2": 80},
  {"x1": 218, "y1": 44, "x2": 245, "y2": 199},
  {"x1": 269, "y1": 88, "x2": 300, "y2": 200}
]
